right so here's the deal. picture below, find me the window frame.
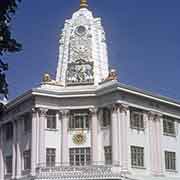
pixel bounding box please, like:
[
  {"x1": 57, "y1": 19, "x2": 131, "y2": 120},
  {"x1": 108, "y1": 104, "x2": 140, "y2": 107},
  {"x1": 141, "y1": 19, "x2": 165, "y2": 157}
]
[
  {"x1": 23, "y1": 113, "x2": 32, "y2": 133},
  {"x1": 102, "y1": 108, "x2": 111, "y2": 127},
  {"x1": 165, "y1": 151, "x2": 176, "y2": 171},
  {"x1": 104, "y1": 146, "x2": 112, "y2": 165},
  {"x1": 130, "y1": 109, "x2": 144, "y2": 131},
  {"x1": 69, "y1": 111, "x2": 89, "y2": 130},
  {"x1": 46, "y1": 148, "x2": 56, "y2": 167},
  {"x1": 131, "y1": 146, "x2": 145, "y2": 168},
  {"x1": 5, "y1": 156, "x2": 12, "y2": 175},
  {"x1": 46, "y1": 110, "x2": 57, "y2": 130},
  {"x1": 23, "y1": 150, "x2": 31, "y2": 170},
  {"x1": 163, "y1": 116, "x2": 176, "y2": 137},
  {"x1": 69, "y1": 147, "x2": 91, "y2": 166},
  {"x1": 5, "y1": 123, "x2": 13, "y2": 141}
]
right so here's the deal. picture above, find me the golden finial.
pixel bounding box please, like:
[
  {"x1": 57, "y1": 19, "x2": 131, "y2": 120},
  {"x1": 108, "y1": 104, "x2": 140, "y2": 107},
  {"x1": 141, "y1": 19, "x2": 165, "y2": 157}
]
[{"x1": 80, "y1": 0, "x2": 88, "y2": 8}]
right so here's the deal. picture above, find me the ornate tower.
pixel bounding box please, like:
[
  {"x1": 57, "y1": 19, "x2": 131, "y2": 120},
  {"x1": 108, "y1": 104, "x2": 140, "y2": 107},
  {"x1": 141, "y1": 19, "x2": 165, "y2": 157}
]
[{"x1": 56, "y1": 0, "x2": 109, "y2": 86}]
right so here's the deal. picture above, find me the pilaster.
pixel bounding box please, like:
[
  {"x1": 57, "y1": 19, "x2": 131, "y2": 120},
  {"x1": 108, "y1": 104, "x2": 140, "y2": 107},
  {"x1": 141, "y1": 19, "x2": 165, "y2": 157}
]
[
  {"x1": 31, "y1": 108, "x2": 38, "y2": 176},
  {"x1": 38, "y1": 108, "x2": 48, "y2": 166},
  {"x1": 60, "y1": 109, "x2": 70, "y2": 165},
  {"x1": 90, "y1": 108, "x2": 102, "y2": 165},
  {"x1": 148, "y1": 111, "x2": 163, "y2": 176},
  {"x1": 12, "y1": 121, "x2": 17, "y2": 179},
  {"x1": 111, "y1": 103, "x2": 129, "y2": 171},
  {"x1": 16, "y1": 118, "x2": 22, "y2": 178}
]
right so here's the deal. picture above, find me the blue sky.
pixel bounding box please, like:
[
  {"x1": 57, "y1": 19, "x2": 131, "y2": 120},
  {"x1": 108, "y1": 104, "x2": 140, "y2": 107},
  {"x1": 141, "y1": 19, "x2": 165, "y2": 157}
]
[{"x1": 4, "y1": 0, "x2": 180, "y2": 100}]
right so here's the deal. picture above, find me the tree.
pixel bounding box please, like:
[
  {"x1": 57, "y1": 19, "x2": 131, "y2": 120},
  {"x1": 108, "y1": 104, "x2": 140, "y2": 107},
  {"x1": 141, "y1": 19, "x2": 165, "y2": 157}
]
[{"x1": 0, "y1": 0, "x2": 22, "y2": 115}]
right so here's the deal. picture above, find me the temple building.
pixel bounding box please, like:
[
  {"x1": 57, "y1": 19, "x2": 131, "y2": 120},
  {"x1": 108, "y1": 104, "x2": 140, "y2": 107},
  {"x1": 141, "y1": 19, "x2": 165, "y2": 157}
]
[{"x1": 0, "y1": 0, "x2": 180, "y2": 180}]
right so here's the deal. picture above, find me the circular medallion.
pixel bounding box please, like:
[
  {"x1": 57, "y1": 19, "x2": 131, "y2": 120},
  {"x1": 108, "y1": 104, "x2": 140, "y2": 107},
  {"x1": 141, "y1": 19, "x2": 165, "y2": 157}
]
[
  {"x1": 76, "y1": 26, "x2": 86, "y2": 36},
  {"x1": 72, "y1": 133, "x2": 86, "y2": 145}
]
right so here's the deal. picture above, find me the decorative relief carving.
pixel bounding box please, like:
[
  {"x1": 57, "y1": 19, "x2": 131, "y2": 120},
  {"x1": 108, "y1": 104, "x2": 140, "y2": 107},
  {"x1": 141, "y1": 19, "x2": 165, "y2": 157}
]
[
  {"x1": 66, "y1": 60, "x2": 94, "y2": 85},
  {"x1": 72, "y1": 133, "x2": 86, "y2": 145},
  {"x1": 148, "y1": 111, "x2": 162, "y2": 121},
  {"x1": 106, "y1": 69, "x2": 118, "y2": 81}
]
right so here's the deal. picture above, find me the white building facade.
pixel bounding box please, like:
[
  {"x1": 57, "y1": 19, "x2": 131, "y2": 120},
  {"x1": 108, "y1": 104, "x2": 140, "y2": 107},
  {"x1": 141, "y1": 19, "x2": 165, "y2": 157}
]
[{"x1": 0, "y1": 1, "x2": 180, "y2": 180}]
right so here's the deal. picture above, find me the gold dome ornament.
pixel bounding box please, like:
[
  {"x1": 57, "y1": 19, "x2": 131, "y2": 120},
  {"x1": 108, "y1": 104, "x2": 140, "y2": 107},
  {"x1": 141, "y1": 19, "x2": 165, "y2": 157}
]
[{"x1": 80, "y1": 0, "x2": 88, "y2": 8}]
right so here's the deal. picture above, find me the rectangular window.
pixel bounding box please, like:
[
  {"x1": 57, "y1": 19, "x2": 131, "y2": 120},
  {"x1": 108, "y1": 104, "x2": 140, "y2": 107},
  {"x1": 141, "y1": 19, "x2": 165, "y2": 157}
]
[
  {"x1": 46, "y1": 148, "x2": 56, "y2": 167},
  {"x1": 102, "y1": 108, "x2": 111, "y2": 127},
  {"x1": 104, "y1": 146, "x2": 112, "y2": 165},
  {"x1": 5, "y1": 123, "x2": 13, "y2": 140},
  {"x1": 6, "y1": 156, "x2": 12, "y2": 174},
  {"x1": 163, "y1": 116, "x2": 175, "y2": 136},
  {"x1": 23, "y1": 150, "x2": 31, "y2": 170},
  {"x1": 47, "y1": 110, "x2": 56, "y2": 129},
  {"x1": 69, "y1": 111, "x2": 89, "y2": 129},
  {"x1": 130, "y1": 109, "x2": 144, "y2": 130},
  {"x1": 70, "y1": 148, "x2": 91, "y2": 166},
  {"x1": 24, "y1": 113, "x2": 32, "y2": 133},
  {"x1": 131, "y1": 146, "x2": 144, "y2": 168},
  {"x1": 165, "y1": 151, "x2": 176, "y2": 171}
]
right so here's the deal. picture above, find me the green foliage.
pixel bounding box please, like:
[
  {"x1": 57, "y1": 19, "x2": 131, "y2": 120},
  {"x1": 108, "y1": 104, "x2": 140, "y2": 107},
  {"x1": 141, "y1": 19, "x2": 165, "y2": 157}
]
[{"x1": 0, "y1": 0, "x2": 22, "y2": 110}]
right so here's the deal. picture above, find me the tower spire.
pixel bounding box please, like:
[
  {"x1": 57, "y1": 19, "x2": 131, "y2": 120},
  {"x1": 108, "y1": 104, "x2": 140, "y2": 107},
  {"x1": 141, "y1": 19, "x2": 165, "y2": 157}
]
[{"x1": 80, "y1": 0, "x2": 88, "y2": 8}]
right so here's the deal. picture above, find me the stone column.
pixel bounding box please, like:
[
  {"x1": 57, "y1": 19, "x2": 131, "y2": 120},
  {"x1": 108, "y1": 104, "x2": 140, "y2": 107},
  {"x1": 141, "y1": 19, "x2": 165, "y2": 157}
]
[
  {"x1": 57, "y1": 111, "x2": 61, "y2": 163},
  {"x1": 0, "y1": 127, "x2": 4, "y2": 180},
  {"x1": 60, "y1": 110, "x2": 69, "y2": 166},
  {"x1": 90, "y1": 108, "x2": 100, "y2": 165},
  {"x1": 31, "y1": 108, "x2": 38, "y2": 176},
  {"x1": 111, "y1": 104, "x2": 129, "y2": 170},
  {"x1": 111, "y1": 104, "x2": 119, "y2": 166},
  {"x1": 12, "y1": 121, "x2": 17, "y2": 179},
  {"x1": 39, "y1": 108, "x2": 48, "y2": 166},
  {"x1": 148, "y1": 111, "x2": 163, "y2": 176},
  {"x1": 16, "y1": 118, "x2": 22, "y2": 178},
  {"x1": 119, "y1": 104, "x2": 129, "y2": 172}
]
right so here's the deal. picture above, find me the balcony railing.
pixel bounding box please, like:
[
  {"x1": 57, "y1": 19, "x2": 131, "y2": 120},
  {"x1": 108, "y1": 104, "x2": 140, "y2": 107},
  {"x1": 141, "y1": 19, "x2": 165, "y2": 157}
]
[{"x1": 35, "y1": 163, "x2": 128, "y2": 179}]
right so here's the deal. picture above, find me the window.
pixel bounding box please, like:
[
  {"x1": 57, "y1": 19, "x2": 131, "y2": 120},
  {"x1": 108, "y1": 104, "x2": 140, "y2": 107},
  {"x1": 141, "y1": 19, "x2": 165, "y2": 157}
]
[
  {"x1": 5, "y1": 123, "x2": 13, "y2": 140},
  {"x1": 130, "y1": 109, "x2": 144, "y2": 130},
  {"x1": 104, "y1": 146, "x2": 112, "y2": 165},
  {"x1": 102, "y1": 108, "x2": 111, "y2": 127},
  {"x1": 46, "y1": 148, "x2": 56, "y2": 167},
  {"x1": 131, "y1": 146, "x2": 144, "y2": 168},
  {"x1": 47, "y1": 110, "x2": 56, "y2": 129},
  {"x1": 163, "y1": 116, "x2": 175, "y2": 136},
  {"x1": 165, "y1": 151, "x2": 176, "y2": 171},
  {"x1": 6, "y1": 156, "x2": 12, "y2": 174},
  {"x1": 23, "y1": 150, "x2": 31, "y2": 170},
  {"x1": 70, "y1": 148, "x2": 91, "y2": 166},
  {"x1": 24, "y1": 113, "x2": 32, "y2": 133},
  {"x1": 69, "y1": 111, "x2": 89, "y2": 129}
]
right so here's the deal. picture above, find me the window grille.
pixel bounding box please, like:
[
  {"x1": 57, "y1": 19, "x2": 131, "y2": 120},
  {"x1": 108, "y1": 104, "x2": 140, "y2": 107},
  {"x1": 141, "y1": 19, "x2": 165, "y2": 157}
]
[
  {"x1": 70, "y1": 148, "x2": 91, "y2": 166},
  {"x1": 102, "y1": 108, "x2": 111, "y2": 127},
  {"x1": 47, "y1": 110, "x2": 56, "y2": 129},
  {"x1": 69, "y1": 111, "x2": 89, "y2": 129},
  {"x1": 5, "y1": 156, "x2": 12, "y2": 174},
  {"x1": 165, "y1": 151, "x2": 176, "y2": 170},
  {"x1": 131, "y1": 146, "x2": 144, "y2": 168},
  {"x1": 5, "y1": 122, "x2": 13, "y2": 140},
  {"x1": 46, "y1": 148, "x2": 56, "y2": 167},
  {"x1": 130, "y1": 109, "x2": 144, "y2": 130},
  {"x1": 23, "y1": 150, "x2": 31, "y2": 170},
  {"x1": 104, "y1": 146, "x2": 112, "y2": 164},
  {"x1": 163, "y1": 116, "x2": 176, "y2": 136},
  {"x1": 24, "y1": 113, "x2": 32, "y2": 133}
]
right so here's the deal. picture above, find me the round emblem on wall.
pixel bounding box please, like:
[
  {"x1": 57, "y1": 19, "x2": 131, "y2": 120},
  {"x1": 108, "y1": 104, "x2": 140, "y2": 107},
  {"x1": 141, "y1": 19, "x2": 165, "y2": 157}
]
[
  {"x1": 72, "y1": 133, "x2": 86, "y2": 145},
  {"x1": 76, "y1": 26, "x2": 86, "y2": 36}
]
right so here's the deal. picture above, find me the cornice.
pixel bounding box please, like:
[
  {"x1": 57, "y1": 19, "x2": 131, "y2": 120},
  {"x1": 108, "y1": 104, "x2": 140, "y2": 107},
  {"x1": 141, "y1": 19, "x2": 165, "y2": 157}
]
[{"x1": 4, "y1": 80, "x2": 180, "y2": 112}]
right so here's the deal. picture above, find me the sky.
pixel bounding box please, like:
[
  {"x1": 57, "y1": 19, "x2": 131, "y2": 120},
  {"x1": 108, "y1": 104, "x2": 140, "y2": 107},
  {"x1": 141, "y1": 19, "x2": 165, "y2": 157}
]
[{"x1": 4, "y1": 0, "x2": 180, "y2": 101}]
